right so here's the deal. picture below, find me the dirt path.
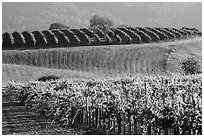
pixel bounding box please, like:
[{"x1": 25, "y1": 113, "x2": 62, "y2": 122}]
[{"x1": 2, "y1": 92, "x2": 85, "y2": 135}]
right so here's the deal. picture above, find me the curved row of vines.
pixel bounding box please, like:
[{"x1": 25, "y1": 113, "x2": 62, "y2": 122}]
[
  {"x1": 4, "y1": 74, "x2": 202, "y2": 135},
  {"x1": 2, "y1": 27, "x2": 201, "y2": 50}
]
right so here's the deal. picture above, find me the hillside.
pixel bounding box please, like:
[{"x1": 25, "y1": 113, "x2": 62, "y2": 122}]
[
  {"x1": 2, "y1": 37, "x2": 202, "y2": 86},
  {"x1": 2, "y1": 2, "x2": 202, "y2": 32}
]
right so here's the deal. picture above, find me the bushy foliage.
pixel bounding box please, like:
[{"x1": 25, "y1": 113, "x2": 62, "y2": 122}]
[
  {"x1": 32, "y1": 31, "x2": 47, "y2": 46},
  {"x1": 164, "y1": 28, "x2": 182, "y2": 38},
  {"x1": 42, "y1": 30, "x2": 58, "y2": 46},
  {"x1": 49, "y1": 22, "x2": 69, "y2": 30},
  {"x1": 172, "y1": 28, "x2": 188, "y2": 38},
  {"x1": 2, "y1": 32, "x2": 15, "y2": 49},
  {"x1": 105, "y1": 34, "x2": 113, "y2": 45},
  {"x1": 114, "y1": 28, "x2": 132, "y2": 44},
  {"x1": 37, "y1": 75, "x2": 60, "y2": 82},
  {"x1": 145, "y1": 27, "x2": 169, "y2": 40},
  {"x1": 52, "y1": 30, "x2": 70, "y2": 47},
  {"x1": 12, "y1": 31, "x2": 26, "y2": 48},
  {"x1": 2, "y1": 26, "x2": 201, "y2": 49},
  {"x1": 80, "y1": 28, "x2": 95, "y2": 38},
  {"x1": 155, "y1": 28, "x2": 176, "y2": 40},
  {"x1": 5, "y1": 74, "x2": 202, "y2": 135},
  {"x1": 89, "y1": 15, "x2": 114, "y2": 31},
  {"x1": 182, "y1": 29, "x2": 193, "y2": 37},
  {"x1": 71, "y1": 29, "x2": 90, "y2": 46},
  {"x1": 130, "y1": 28, "x2": 152, "y2": 43},
  {"x1": 92, "y1": 28, "x2": 105, "y2": 38},
  {"x1": 115, "y1": 35, "x2": 122, "y2": 44},
  {"x1": 181, "y1": 57, "x2": 201, "y2": 75},
  {"x1": 22, "y1": 31, "x2": 36, "y2": 47},
  {"x1": 182, "y1": 27, "x2": 201, "y2": 36},
  {"x1": 137, "y1": 27, "x2": 160, "y2": 42},
  {"x1": 118, "y1": 27, "x2": 141, "y2": 44},
  {"x1": 61, "y1": 29, "x2": 80, "y2": 47}
]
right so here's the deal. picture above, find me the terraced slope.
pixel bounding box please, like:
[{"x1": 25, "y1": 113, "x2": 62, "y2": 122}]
[{"x1": 2, "y1": 27, "x2": 201, "y2": 50}]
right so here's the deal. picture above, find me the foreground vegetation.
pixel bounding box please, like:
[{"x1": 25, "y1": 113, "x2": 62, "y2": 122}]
[{"x1": 4, "y1": 74, "x2": 202, "y2": 135}]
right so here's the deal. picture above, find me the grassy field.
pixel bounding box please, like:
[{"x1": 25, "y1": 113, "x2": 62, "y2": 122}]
[
  {"x1": 2, "y1": 37, "x2": 202, "y2": 86},
  {"x1": 2, "y1": 64, "x2": 100, "y2": 87}
]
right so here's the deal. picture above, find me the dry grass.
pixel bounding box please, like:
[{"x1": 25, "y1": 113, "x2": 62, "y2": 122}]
[{"x1": 2, "y1": 64, "x2": 102, "y2": 87}]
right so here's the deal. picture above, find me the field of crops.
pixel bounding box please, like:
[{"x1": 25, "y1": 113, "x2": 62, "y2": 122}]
[
  {"x1": 2, "y1": 44, "x2": 171, "y2": 74},
  {"x1": 4, "y1": 74, "x2": 202, "y2": 135},
  {"x1": 3, "y1": 36, "x2": 201, "y2": 76},
  {"x1": 2, "y1": 26, "x2": 201, "y2": 50},
  {"x1": 2, "y1": 25, "x2": 202, "y2": 135}
]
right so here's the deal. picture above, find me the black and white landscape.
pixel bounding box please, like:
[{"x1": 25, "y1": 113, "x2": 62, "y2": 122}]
[{"x1": 2, "y1": 2, "x2": 202, "y2": 135}]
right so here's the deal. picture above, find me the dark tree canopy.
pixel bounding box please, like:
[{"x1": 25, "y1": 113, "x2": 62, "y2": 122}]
[
  {"x1": 89, "y1": 15, "x2": 114, "y2": 31},
  {"x1": 118, "y1": 24, "x2": 129, "y2": 28},
  {"x1": 49, "y1": 23, "x2": 69, "y2": 30}
]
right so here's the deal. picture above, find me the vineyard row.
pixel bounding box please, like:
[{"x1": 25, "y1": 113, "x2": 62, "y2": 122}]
[
  {"x1": 2, "y1": 27, "x2": 202, "y2": 50},
  {"x1": 4, "y1": 74, "x2": 202, "y2": 135}
]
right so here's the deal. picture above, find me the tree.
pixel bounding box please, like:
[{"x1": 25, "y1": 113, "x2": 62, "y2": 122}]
[
  {"x1": 49, "y1": 22, "x2": 69, "y2": 30},
  {"x1": 118, "y1": 24, "x2": 129, "y2": 28},
  {"x1": 89, "y1": 15, "x2": 114, "y2": 31},
  {"x1": 181, "y1": 57, "x2": 201, "y2": 75}
]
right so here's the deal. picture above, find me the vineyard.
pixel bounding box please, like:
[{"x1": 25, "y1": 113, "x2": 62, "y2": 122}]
[
  {"x1": 3, "y1": 74, "x2": 202, "y2": 135},
  {"x1": 2, "y1": 25, "x2": 202, "y2": 135},
  {"x1": 2, "y1": 26, "x2": 202, "y2": 50},
  {"x1": 2, "y1": 44, "x2": 172, "y2": 74}
]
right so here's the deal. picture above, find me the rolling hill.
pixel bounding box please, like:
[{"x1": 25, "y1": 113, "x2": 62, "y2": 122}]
[{"x1": 2, "y1": 37, "x2": 202, "y2": 86}]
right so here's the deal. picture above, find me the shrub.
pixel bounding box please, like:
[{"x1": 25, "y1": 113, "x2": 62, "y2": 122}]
[
  {"x1": 2, "y1": 32, "x2": 15, "y2": 49},
  {"x1": 38, "y1": 75, "x2": 60, "y2": 82},
  {"x1": 52, "y1": 30, "x2": 70, "y2": 47},
  {"x1": 146, "y1": 27, "x2": 168, "y2": 40},
  {"x1": 32, "y1": 31, "x2": 47, "y2": 46},
  {"x1": 128, "y1": 27, "x2": 151, "y2": 43},
  {"x1": 110, "y1": 28, "x2": 132, "y2": 44},
  {"x1": 105, "y1": 34, "x2": 113, "y2": 45},
  {"x1": 92, "y1": 34, "x2": 101, "y2": 45},
  {"x1": 93, "y1": 28, "x2": 105, "y2": 38},
  {"x1": 182, "y1": 27, "x2": 201, "y2": 36},
  {"x1": 155, "y1": 28, "x2": 176, "y2": 40},
  {"x1": 42, "y1": 30, "x2": 58, "y2": 46},
  {"x1": 12, "y1": 31, "x2": 26, "y2": 48},
  {"x1": 181, "y1": 57, "x2": 201, "y2": 75},
  {"x1": 172, "y1": 28, "x2": 188, "y2": 39},
  {"x1": 22, "y1": 31, "x2": 36, "y2": 47},
  {"x1": 61, "y1": 29, "x2": 80, "y2": 47},
  {"x1": 164, "y1": 28, "x2": 182, "y2": 38},
  {"x1": 80, "y1": 28, "x2": 95, "y2": 37},
  {"x1": 137, "y1": 27, "x2": 160, "y2": 42},
  {"x1": 181, "y1": 28, "x2": 193, "y2": 37},
  {"x1": 71, "y1": 29, "x2": 90, "y2": 46},
  {"x1": 115, "y1": 35, "x2": 122, "y2": 45},
  {"x1": 49, "y1": 23, "x2": 69, "y2": 30},
  {"x1": 89, "y1": 15, "x2": 114, "y2": 31},
  {"x1": 118, "y1": 27, "x2": 141, "y2": 44}
]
